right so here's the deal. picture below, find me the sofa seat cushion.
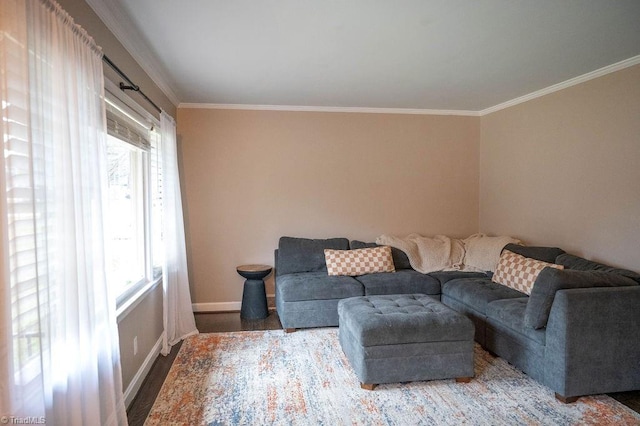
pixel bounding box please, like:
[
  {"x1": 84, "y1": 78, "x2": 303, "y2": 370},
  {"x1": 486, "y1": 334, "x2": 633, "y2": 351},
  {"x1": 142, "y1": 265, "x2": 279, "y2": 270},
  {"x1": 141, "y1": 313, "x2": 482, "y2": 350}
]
[
  {"x1": 276, "y1": 272, "x2": 363, "y2": 302},
  {"x1": 484, "y1": 298, "x2": 546, "y2": 383},
  {"x1": 338, "y1": 294, "x2": 474, "y2": 347},
  {"x1": 276, "y1": 299, "x2": 343, "y2": 329},
  {"x1": 354, "y1": 270, "x2": 440, "y2": 296},
  {"x1": 486, "y1": 298, "x2": 546, "y2": 346},
  {"x1": 442, "y1": 277, "x2": 526, "y2": 315}
]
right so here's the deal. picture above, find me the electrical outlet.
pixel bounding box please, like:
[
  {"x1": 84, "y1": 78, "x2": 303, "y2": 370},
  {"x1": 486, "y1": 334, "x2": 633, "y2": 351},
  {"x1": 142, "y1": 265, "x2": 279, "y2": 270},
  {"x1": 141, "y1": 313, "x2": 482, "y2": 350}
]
[{"x1": 133, "y1": 336, "x2": 138, "y2": 356}]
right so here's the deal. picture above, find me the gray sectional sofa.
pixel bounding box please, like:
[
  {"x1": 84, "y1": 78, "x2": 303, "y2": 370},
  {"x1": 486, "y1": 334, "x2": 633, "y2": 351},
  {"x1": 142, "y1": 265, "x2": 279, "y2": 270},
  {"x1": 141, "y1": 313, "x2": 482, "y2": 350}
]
[{"x1": 274, "y1": 236, "x2": 640, "y2": 402}]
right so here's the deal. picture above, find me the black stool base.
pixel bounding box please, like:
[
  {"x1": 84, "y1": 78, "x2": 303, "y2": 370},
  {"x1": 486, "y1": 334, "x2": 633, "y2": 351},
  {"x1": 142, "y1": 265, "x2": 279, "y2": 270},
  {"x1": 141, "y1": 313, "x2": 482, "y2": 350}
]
[{"x1": 240, "y1": 279, "x2": 268, "y2": 319}]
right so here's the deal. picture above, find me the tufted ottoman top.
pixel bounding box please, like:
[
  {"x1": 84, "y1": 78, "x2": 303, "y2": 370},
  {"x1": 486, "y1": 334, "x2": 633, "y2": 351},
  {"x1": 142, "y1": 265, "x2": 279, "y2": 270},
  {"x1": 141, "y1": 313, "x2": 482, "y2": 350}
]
[{"x1": 338, "y1": 294, "x2": 474, "y2": 347}]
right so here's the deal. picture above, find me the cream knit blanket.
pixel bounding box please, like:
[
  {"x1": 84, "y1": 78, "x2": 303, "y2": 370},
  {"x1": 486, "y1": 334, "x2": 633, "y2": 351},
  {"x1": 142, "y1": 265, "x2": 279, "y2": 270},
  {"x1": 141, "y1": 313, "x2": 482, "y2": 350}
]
[
  {"x1": 462, "y1": 233, "x2": 521, "y2": 272},
  {"x1": 376, "y1": 234, "x2": 465, "y2": 273},
  {"x1": 376, "y1": 233, "x2": 521, "y2": 273}
]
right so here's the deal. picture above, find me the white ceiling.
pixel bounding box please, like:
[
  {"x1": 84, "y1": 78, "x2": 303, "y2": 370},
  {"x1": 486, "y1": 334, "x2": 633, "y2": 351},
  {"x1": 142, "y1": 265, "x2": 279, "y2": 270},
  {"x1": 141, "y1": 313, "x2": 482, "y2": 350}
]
[{"x1": 93, "y1": 0, "x2": 640, "y2": 112}]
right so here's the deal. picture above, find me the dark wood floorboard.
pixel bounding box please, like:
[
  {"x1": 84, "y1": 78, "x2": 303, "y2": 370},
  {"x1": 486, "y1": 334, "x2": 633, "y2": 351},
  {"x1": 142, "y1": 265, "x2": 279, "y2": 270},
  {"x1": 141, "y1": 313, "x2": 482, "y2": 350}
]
[
  {"x1": 610, "y1": 391, "x2": 640, "y2": 414},
  {"x1": 127, "y1": 309, "x2": 640, "y2": 425},
  {"x1": 126, "y1": 340, "x2": 182, "y2": 426}
]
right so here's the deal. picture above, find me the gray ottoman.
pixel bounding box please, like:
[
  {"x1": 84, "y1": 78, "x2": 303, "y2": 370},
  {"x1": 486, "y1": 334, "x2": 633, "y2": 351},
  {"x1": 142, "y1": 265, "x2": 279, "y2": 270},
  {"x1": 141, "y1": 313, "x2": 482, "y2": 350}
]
[{"x1": 338, "y1": 294, "x2": 475, "y2": 390}]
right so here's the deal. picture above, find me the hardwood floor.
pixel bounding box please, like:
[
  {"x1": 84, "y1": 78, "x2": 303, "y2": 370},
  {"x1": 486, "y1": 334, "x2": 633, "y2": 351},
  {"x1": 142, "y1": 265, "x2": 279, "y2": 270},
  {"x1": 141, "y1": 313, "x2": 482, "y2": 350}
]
[
  {"x1": 611, "y1": 391, "x2": 640, "y2": 414},
  {"x1": 126, "y1": 340, "x2": 182, "y2": 426},
  {"x1": 126, "y1": 310, "x2": 640, "y2": 425}
]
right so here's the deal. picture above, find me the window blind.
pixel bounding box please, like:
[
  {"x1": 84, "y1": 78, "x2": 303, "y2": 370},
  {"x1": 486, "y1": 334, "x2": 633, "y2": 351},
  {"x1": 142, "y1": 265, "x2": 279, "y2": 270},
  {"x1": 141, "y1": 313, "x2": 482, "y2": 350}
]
[
  {"x1": 1, "y1": 31, "x2": 48, "y2": 378},
  {"x1": 105, "y1": 96, "x2": 151, "y2": 151}
]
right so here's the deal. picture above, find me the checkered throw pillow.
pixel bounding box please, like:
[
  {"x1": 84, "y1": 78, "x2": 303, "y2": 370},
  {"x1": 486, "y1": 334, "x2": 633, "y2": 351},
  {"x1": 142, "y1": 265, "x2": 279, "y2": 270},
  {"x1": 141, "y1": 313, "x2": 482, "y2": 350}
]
[
  {"x1": 324, "y1": 246, "x2": 395, "y2": 276},
  {"x1": 492, "y1": 249, "x2": 564, "y2": 295}
]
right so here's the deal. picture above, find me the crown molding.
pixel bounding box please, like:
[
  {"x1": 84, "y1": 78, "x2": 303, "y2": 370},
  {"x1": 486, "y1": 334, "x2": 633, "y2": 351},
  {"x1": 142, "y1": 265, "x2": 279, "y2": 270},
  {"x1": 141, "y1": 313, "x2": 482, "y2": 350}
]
[
  {"x1": 82, "y1": 0, "x2": 640, "y2": 119},
  {"x1": 85, "y1": 0, "x2": 180, "y2": 107},
  {"x1": 480, "y1": 55, "x2": 640, "y2": 116},
  {"x1": 179, "y1": 54, "x2": 640, "y2": 116},
  {"x1": 178, "y1": 103, "x2": 481, "y2": 117}
]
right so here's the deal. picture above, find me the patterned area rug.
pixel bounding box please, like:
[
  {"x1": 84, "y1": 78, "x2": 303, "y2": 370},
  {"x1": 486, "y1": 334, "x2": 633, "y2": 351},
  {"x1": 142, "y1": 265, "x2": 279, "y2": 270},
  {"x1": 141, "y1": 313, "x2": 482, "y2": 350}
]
[{"x1": 146, "y1": 329, "x2": 640, "y2": 425}]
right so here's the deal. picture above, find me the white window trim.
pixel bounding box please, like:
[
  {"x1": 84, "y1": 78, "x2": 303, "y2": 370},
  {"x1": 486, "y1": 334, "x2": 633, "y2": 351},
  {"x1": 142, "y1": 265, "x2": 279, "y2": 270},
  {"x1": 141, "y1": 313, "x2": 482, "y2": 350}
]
[
  {"x1": 105, "y1": 78, "x2": 162, "y2": 321},
  {"x1": 116, "y1": 276, "x2": 162, "y2": 322}
]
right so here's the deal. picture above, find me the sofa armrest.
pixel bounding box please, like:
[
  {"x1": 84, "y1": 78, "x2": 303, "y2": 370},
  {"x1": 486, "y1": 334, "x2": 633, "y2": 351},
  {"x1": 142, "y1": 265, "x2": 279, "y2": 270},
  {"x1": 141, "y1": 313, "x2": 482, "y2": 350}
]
[{"x1": 544, "y1": 286, "x2": 640, "y2": 398}]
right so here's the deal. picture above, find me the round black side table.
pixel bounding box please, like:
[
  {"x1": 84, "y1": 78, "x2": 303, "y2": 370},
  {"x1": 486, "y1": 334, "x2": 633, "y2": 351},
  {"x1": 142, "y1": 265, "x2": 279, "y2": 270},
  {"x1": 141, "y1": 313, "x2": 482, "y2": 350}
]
[{"x1": 237, "y1": 264, "x2": 272, "y2": 320}]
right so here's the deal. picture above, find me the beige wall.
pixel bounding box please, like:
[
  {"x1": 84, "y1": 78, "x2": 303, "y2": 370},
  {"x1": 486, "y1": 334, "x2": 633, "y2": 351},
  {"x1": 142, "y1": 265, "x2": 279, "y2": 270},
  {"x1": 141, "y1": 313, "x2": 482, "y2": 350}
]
[
  {"x1": 177, "y1": 109, "x2": 480, "y2": 305},
  {"x1": 480, "y1": 64, "x2": 640, "y2": 270},
  {"x1": 117, "y1": 284, "x2": 163, "y2": 390}
]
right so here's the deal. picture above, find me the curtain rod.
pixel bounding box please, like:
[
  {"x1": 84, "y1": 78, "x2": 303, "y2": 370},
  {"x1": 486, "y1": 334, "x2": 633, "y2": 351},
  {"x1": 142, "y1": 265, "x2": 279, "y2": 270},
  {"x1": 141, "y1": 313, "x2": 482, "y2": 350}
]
[{"x1": 102, "y1": 54, "x2": 162, "y2": 114}]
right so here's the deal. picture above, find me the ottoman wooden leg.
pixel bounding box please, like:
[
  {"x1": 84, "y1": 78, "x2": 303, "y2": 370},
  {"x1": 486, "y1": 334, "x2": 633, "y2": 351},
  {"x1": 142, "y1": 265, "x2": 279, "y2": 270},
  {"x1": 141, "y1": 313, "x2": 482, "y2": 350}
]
[
  {"x1": 360, "y1": 383, "x2": 377, "y2": 391},
  {"x1": 456, "y1": 376, "x2": 473, "y2": 383},
  {"x1": 555, "y1": 393, "x2": 579, "y2": 404}
]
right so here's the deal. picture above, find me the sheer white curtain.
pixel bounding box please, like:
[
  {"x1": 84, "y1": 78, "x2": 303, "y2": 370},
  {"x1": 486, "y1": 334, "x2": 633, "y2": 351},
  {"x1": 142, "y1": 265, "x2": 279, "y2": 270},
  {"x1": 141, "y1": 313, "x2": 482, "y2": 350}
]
[
  {"x1": 0, "y1": 0, "x2": 127, "y2": 424},
  {"x1": 160, "y1": 111, "x2": 198, "y2": 356}
]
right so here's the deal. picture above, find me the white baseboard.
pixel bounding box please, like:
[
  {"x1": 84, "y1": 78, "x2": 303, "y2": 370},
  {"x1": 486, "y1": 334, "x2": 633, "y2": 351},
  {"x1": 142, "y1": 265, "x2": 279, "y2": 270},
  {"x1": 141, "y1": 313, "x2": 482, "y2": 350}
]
[
  {"x1": 193, "y1": 302, "x2": 241, "y2": 312},
  {"x1": 192, "y1": 294, "x2": 275, "y2": 313},
  {"x1": 124, "y1": 335, "x2": 163, "y2": 408}
]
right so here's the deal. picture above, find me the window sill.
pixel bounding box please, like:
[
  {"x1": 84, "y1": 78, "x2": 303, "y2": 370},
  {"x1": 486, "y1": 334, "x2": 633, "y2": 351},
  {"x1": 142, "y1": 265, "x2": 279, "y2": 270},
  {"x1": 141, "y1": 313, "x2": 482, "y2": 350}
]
[{"x1": 116, "y1": 276, "x2": 162, "y2": 323}]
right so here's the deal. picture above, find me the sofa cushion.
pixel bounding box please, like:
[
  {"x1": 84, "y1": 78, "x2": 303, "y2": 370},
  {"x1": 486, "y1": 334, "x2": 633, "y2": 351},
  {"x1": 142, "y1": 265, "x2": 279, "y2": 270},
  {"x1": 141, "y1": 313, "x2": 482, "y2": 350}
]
[
  {"x1": 324, "y1": 246, "x2": 395, "y2": 276},
  {"x1": 442, "y1": 277, "x2": 526, "y2": 315},
  {"x1": 350, "y1": 240, "x2": 412, "y2": 270},
  {"x1": 502, "y1": 243, "x2": 566, "y2": 263},
  {"x1": 492, "y1": 250, "x2": 564, "y2": 295},
  {"x1": 524, "y1": 268, "x2": 639, "y2": 329},
  {"x1": 429, "y1": 271, "x2": 490, "y2": 285},
  {"x1": 276, "y1": 272, "x2": 363, "y2": 302},
  {"x1": 277, "y1": 236, "x2": 349, "y2": 275},
  {"x1": 555, "y1": 253, "x2": 640, "y2": 284},
  {"x1": 354, "y1": 269, "x2": 440, "y2": 296},
  {"x1": 485, "y1": 297, "x2": 547, "y2": 382},
  {"x1": 486, "y1": 298, "x2": 546, "y2": 346}
]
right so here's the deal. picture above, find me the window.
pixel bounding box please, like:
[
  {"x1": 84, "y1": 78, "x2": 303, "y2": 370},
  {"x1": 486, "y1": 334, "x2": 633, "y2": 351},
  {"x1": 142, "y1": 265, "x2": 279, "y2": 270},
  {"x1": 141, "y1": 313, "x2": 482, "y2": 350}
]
[
  {"x1": 106, "y1": 135, "x2": 146, "y2": 296},
  {"x1": 105, "y1": 94, "x2": 162, "y2": 307}
]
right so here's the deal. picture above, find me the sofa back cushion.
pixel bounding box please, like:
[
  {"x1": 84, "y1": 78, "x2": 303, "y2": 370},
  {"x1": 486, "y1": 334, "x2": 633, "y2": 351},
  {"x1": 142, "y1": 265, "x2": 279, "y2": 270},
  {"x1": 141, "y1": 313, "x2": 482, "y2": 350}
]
[
  {"x1": 492, "y1": 249, "x2": 564, "y2": 295},
  {"x1": 524, "y1": 268, "x2": 639, "y2": 329},
  {"x1": 555, "y1": 253, "x2": 640, "y2": 284},
  {"x1": 277, "y1": 236, "x2": 349, "y2": 275},
  {"x1": 502, "y1": 243, "x2": 566, "y2": 264},
  {"x1": 350, "y1": 240, "x2": 412, "y2": 270}
]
